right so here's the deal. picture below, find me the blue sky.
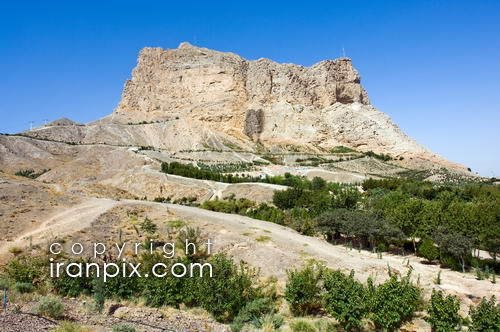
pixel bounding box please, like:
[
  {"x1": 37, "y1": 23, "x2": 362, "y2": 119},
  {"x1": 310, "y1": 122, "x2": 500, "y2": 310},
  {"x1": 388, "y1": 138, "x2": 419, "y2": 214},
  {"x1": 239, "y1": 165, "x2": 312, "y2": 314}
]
[{"x1": 0, "y1": 1, "x2": 499, "y2": 176}]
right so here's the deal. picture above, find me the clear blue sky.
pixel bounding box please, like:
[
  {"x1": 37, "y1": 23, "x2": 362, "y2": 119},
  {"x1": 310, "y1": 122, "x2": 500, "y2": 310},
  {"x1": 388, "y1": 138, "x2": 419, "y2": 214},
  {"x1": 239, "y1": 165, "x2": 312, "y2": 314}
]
[{"x1": 1, "y1": 1, "x2": 499, "y2": 176}]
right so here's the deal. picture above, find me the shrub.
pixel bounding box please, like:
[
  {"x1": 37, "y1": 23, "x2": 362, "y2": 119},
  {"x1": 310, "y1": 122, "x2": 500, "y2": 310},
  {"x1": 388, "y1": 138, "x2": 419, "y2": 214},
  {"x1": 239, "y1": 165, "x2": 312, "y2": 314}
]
[
  {"x1": 418, "y1": 238, "x2": 440, "y2": 262},
  {"x1": 323, "y1": 270, "x2": 367, "y2": 330},
  {"x1": 5, "y1": 255, "x2": 45, "y2": 285},
  {"x1": 331, "y1": 146, "x2": 356, "y2": 153},
  {"x1": 14, "y1": 282, "x2": 35, "y2": 293},
  {"x1": 140, "y1": 217, "x2": 157, "y2": 235},
  {"x1": 140, "y1": 255, "x2": 185, "y2": 307},
  {"x1": 285, "y1": 261, "x2": 324, "y2": 316},
  {"x1": 434, "y1": 230, "x2": 473, "y2": 272},
  {"x1": 259, "y1": 313, "x2": 284, "y2": 331},
  {"x1": 425, "y1": 290, "x2": 462, "y2": 331},
  {"x1": 370, "y1": 275, "x2": 421, "y2": 331},
  {"x1": 246, "y1": 203, "x2": 285, "y2": 225},
  {"x1": 37, "y1": 296, "x2": 64, "y2": 318},
  {"x1": 15, "y1": 168, "x2": 49, "y2": 179},
  {"x1": 112, "y1": 324, "x2": 136, "y2": 332},
  {"x1": 50, "y1": 259, "x2": 93, "y2": 297},
  {"x1": 92, "y1": 277, "x2": 105, "y2": 313},
  {"x1": 290, "y1": 319, "x2": 317, "y2": 332},
  {"x1": 201, "y1": 198, "x2": 254, "y2": 215},
  {"x1": 196, "y1": 253, "x2": 256, "y2": 322},
  {"x1": 0, "y1": 278, "x2": 11, "y2": 290},
  {"x1": 469, "y1": 296, "x2": 500, "y2": 332},
  {"x1": 273, "y1": 187, "x2": 304, "y2": 210},
  {"x1": 231, "y1": 297, "x2": 276, "y2": 332},
  {"x1": 8, "y1": 246, "x2": 23, "y2": 256},
  {"x1": 53, "y1": 321, "x2": 90, "y2": 332}
]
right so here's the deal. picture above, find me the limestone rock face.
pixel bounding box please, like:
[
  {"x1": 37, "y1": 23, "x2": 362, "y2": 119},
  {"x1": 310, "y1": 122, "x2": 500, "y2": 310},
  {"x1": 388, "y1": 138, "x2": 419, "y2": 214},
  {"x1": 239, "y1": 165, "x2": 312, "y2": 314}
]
[
  {"x1": 105, "y1": 43, "x2": 461, "y2": 170},
  {"x1": 113, "y1": 43, "x2": 368, "y2": 130}
]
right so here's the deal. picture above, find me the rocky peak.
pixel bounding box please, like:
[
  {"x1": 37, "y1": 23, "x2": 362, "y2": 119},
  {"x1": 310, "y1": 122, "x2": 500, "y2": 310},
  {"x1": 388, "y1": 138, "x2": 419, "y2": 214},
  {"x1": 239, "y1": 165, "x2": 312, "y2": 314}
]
[
  {"x1": 107, "y1": 43, "x2": 465, "y2": 172},
  {"x1": 114, "y1": 43, "x2": 370, "y2": 123}
]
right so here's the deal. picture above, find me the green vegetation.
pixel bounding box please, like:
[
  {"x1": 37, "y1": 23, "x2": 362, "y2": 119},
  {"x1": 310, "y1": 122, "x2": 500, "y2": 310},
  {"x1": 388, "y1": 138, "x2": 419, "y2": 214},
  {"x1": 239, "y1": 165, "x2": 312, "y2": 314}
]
[
  {"x1": 331, "y1": 145, "x2": 356, "y2": 153},
  {"x1": 14, "y1": 282, "x2": 35, "y2": 293},
  {"x1": 231, "y1": 297, "x2": 280, "y2": 331},
  {"x1": 369, "y1": 274, "x2": 421, "y2": 330},
  {"x1": 285, "y1": 262, "x2": 421, "y2": 331},
  {"x1": 112, "y1": 324, "x2": 136, "y2": 332},
  {"x1": 425, "y1": 290, "x2": 462, "y2": 332},
  {"x1": 285, "y1": 261, "x2": 324, "y2": 316},
  {"x1": 418, "y1": 238, "x2": 440, "y2": 263},
  {"x1": 323, "y1": 270, "x2": 367, "y2": 330},
  {"x1": 3, "y1": 230, "x2": 268, "y2": 324},
  {"x1": 54, "y1": 321, "x2": 90, "y2": 332},
  {"x1": 363, "y1": 178, "x2": 499, "y2": 272},
  {"x1": 290, "y1": 319, "x2": 317, "y2": 332},
  {"x1": 162, "y1": 161, "x2": 313, "y2": 187},
  {"x1": 15, "y1": 168, "x2": 50, "y2": 179},
  {"x1": 192, "y1": 165, "x2": 498, "y2": 273},
  {"x1": 198, "y1": 162, "x2": 255, "y2": 173},
  {"x1": 140, "y1": 217, "x2": 158, "y2": 236},
  {"x1": 469, "y1": 296, "x2": 500, "y2": 332},
  {"x1": 37, "y1": 296, "x2": 65, "y2": 318},
  {"x1": 364, "y1": 150, "x2": 392, "y2": 161}
]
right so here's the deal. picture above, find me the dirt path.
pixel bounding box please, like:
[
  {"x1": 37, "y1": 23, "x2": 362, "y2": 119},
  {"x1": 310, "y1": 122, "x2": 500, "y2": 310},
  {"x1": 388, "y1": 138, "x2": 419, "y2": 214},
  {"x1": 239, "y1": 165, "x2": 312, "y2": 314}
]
[
  {"x1": 143, "y1": 201, "x2": 498, "y2": 309},
  {"x1": 2, "y1": 197, "x2": 497, "y2": 309},
  {"x1": 0, "y1": 197, "x2": 119, "y2": 259}
]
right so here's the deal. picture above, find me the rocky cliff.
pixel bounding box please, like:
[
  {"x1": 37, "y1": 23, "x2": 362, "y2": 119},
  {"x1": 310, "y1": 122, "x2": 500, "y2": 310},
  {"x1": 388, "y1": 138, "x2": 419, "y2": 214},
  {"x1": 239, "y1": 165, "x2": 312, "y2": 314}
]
[{"x1": 107, "y1": 42, "x2": 462, "y2": 170}]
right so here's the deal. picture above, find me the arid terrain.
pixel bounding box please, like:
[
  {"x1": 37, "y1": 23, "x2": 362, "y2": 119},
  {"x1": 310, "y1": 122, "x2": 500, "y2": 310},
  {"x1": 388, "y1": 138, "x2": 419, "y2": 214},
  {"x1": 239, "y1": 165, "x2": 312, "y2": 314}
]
[{"x1": 0, "y1": 43, "x2": 495, "y2": 331}]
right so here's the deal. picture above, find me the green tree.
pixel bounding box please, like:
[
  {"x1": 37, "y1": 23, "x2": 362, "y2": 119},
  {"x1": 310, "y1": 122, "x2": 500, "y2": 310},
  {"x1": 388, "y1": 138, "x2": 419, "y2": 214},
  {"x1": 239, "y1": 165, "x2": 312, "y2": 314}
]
[
  {"x1": 370, "y1": 275, "x2": 421, "y2": 331},
  {"x1": 323, "y1": 270, "x2": 367, "y2": 330},
  {"x1": 434, "y1": 230, "x2": 473, "y2": 272},
  {"x1": 418, "y1": 238, "x2": 440, "y2": 263},
  {"x1": 311, "y1": 176, "x2": 327, "y2": 191},
  {"x1": 285, "y1": 261, "x2": 324, "y2": 316}
]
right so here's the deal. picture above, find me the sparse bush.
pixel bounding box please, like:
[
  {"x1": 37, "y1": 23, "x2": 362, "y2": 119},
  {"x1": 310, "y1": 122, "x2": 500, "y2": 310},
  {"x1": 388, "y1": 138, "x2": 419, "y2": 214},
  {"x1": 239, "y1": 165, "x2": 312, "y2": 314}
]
[
  {"x1": 285, "y1": 261, "x2": 324, "y2": 316},
  {"x1": 331, "y1": 146, "x2": 356, "y2": 153},
  {"x1": 425, "y1": 290, "x2": 462, "y2": 331},
  {"x1": 365, "y1": 150, "x2": 392, "y2": 161},
  {"x1": 5, "y1": 255, "x2": 45, "y2": 286},
  {"x1": 469, "y1": 296, "x2": 500, "y2": 332},
  {"x1": 231, "y1": 297, "x2": 276, "y2": 332},
  {"x1": 15, "y1": 168, "x2": 49, "y2": 179},
  {"x1": 112, "y1": 324, "x2": 136, "y2": 332},
  {"x1": 92, "y1": 277, "x2": 105, "y2": 313},
  {"x1": 8, "y1": 246, "x2": 23, "y2": 256},
  {"x1": 14, "y1": 282, "x2": 34, "y2": 293},
  {"x1": 53, "y1": 321, "x2": 90, "y2": 332},
  {"x1": 140, "y1": 217, "x2": 157, "y2": 235},
  {"x1": 0, "y1": 278, "x2": 10, "y2": 290},
  {"x1": 259, "y1": 313, "x2": 284, "y2": 331},
  {"x1": 37, "y1": 296, "x2": 64, "y2": 318},
  {"x1": 290, "y1": 319, "x2": 317, "y2": 332},
  {"x1": 435, "y1": 270, "x2": 442, "y2": 285}
]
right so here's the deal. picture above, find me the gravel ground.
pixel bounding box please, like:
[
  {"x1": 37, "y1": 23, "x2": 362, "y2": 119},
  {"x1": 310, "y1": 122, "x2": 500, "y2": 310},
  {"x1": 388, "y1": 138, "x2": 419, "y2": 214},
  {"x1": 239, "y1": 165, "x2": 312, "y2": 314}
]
[{"x1": 0, "y1": 311, "x2": 57, "y2": 331}]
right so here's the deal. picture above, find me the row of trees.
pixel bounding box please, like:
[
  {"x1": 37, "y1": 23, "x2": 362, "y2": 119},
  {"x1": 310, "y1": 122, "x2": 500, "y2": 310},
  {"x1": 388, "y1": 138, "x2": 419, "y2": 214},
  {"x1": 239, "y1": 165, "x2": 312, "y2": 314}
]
[
  {"x1": 285, "y1": 261, "x2": 500, "y2": 331},
  {"x1": 162, "y1": 161, "x2": 498, "y2": 272}
]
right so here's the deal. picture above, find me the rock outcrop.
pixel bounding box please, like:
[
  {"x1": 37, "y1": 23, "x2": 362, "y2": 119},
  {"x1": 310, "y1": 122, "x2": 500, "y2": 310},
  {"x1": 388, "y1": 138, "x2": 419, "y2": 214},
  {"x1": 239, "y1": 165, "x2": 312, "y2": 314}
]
[{"x1": 107, "y1": 42, "x2": 462, "y2": 170}]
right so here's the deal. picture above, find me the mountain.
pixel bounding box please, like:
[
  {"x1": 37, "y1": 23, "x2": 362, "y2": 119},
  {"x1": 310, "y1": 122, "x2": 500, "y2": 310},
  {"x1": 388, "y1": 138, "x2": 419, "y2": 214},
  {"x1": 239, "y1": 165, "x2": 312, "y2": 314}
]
[
  {"x1": 0, "y1": 44, "x2": 493, "y2": 330},
  {"x1": 19, "y1": 42, "x2": 466, "y2": 173}
]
